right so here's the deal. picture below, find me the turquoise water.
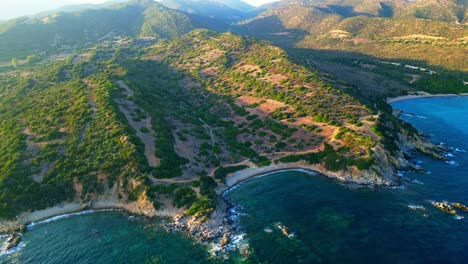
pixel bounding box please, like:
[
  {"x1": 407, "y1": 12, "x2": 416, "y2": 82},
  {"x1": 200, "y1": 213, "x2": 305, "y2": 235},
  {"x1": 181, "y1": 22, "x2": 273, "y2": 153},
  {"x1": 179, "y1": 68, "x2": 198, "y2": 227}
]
[
  {"x1": 227, "y1": 96, "x2": 468, "y2": 263},
  {"x1": 0, "y1": 212, "x2": 220, "y2": 264},
  {"x1": 1, "y1": 96, "x2": 467, "y2": 263}
]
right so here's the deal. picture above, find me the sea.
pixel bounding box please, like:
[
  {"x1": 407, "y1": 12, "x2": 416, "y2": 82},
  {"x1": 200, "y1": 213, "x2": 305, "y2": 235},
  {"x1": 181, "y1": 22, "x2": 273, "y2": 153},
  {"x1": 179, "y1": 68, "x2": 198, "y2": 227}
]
[{"x1": 1, "y1": 96, "x2": 467, "y2": 263}]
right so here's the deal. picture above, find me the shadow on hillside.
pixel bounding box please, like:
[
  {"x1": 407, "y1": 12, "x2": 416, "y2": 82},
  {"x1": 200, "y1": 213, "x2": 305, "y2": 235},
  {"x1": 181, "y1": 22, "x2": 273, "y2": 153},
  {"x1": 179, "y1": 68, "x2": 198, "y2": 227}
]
[{"x1": 228, "y1": 15, "x2": 467, "y2": 100}]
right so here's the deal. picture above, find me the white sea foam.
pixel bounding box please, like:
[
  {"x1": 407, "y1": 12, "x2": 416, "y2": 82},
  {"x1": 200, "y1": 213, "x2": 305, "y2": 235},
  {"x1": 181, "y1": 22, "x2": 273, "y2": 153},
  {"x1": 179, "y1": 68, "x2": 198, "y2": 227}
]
[
  {"x1": 0, "y1": 241, "x2": 26, "y2": 257},
  {"x1": 222, "y1": 233, "x2": 250, "y2": 256},
  {"x1": 445, "y1": 160, "x2": 459, "y2": 166},
  {"x1": 389, "y1": 184, "x2": 407, "y2": 190},
  {"x1": 27, "y1": 209, "x2": 118, "y2": 229},
  {"x1": 223, "y1": 168, "x2": 317, "y2": 196},
  {"x1": 408, "y1": 204, "x2": 426, "y2": 211},
  {"x1": 455, "y1": 148, "x2": 466, "y2": 153},
  {"x1": 454, "y1": 215, "x2": 464, "y2": 220},
  {"x1": 402, "y1": 113, "x2": 427, "y2": 119},
  {"x1": 412, "y1": 179, "x2": 424, "y2": 185}
]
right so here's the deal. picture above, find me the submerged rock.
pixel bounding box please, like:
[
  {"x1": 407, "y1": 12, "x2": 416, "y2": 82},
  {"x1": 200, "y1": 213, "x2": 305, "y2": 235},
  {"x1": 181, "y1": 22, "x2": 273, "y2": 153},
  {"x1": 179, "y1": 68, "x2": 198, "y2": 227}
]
[
  {"x1": 452, "y1": 203, "x2": 468, "y2": 212},
  {"x1": 275, "y1": 223, "x2": 291, "y2": 237},
  {"x1": 5, "y1": 233, "x2": 21, "y2": 251},
  {"x1": 432, "y1": 202, "x2": 457, "y2": 214}
]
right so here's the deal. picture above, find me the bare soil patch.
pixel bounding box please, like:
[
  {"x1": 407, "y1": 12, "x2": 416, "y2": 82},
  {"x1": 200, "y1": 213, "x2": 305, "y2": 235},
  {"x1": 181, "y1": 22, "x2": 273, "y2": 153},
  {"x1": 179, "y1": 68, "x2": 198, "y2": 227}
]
[{"x1": 115, "y1": 80, "x2": 159, "y2": 167}]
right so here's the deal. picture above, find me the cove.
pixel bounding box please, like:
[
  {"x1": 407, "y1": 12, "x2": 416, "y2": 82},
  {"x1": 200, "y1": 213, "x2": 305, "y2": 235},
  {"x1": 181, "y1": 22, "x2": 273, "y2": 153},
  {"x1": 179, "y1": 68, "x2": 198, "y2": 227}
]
[
  {"x1": 226, "y1": 96, "x2": 468, "y2": 263},
  {"x1": 1, "y1": 96, "x2": 467, "y2": 263}
]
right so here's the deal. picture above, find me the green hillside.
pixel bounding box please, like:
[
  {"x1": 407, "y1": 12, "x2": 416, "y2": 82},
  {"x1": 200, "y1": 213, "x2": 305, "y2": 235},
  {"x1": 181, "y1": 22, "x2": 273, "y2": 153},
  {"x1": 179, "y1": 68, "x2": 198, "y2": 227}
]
[
  {"x1": 236, "y1": 0, "x2": 468, "y2": 72},
  {"x1": 0, "y1": 0, "x2": 215, "y2": 61},
  {"x1": 0, "y1": 0, "x2": 458, "y2": 222},
  {"x1": 161, "y1": 0, "x2": 257, "y2": 22},
  {"x1": 0, "y1": 28, "x2": 425, "y2": 219}
]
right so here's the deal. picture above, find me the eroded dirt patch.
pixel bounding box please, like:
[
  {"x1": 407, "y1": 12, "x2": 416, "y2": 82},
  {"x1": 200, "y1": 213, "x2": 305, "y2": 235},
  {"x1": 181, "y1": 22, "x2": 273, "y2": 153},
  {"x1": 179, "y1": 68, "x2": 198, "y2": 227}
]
[{"x1": 115, "y1": 80, "x2": 159, "y2": 167}]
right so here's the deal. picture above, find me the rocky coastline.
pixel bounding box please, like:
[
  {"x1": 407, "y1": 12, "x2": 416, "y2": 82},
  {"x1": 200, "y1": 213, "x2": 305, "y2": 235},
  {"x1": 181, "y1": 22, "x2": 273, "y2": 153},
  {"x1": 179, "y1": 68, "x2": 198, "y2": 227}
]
[
  {"x1": 1, "y1": 147, "x2": 448, "y2": 255},
  {"x1": 1, "y1": 223, "x2": 24, "y2": 253},
  {"x1": 162, "y1": 194, "x2": 250, "y2": 258},
  {"x1": 0, "y1": 103, "x2": 452, "y2": 256}
]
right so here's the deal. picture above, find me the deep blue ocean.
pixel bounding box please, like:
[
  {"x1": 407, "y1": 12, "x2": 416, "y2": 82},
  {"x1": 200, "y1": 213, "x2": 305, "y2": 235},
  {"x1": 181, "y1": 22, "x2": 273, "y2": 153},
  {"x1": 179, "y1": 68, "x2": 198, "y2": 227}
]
[{"x1": 1, "y1": 96, "x2": 467, "y2": 263}]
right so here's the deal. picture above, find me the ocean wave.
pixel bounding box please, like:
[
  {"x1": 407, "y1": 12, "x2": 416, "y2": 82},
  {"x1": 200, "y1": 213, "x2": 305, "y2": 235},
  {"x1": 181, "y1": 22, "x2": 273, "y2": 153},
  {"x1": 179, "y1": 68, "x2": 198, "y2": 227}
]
[
  {"x1": 408, "y1": 204, "x2": 426, "y2": 211},
  {"x1": 403, "y1": 113, "x2": 427, "y2": 119},
  {"x1": 412, "y1": 179, "x2": 424, "y2": 185},
  {"x1": 454, "y1": 215, "x2": 464, "y2": 220},
  {"x1": 389, "y1": 184, "x2": 407, "y2": 190},
  {"x1": 0, "y1": 241, "x2": 26, "y2": 257},
  {"x1": 27, "y1": 209, "x2": 118, "y2": 229},
  {"x1": 445, "y1": 160, "x2": 459, "y2": 166},
  {"x1": 228, "y1": 207, "x2": 246, "y2": 222},
  {"x1": 223, "y1": 168, "x2": 317, "y2": 196}
]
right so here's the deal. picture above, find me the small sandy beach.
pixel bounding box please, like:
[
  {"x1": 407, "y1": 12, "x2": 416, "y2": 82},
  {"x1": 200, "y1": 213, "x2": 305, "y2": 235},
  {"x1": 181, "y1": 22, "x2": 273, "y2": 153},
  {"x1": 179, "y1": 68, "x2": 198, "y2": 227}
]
[
  {"x1": 15, "y1": 199, "x2": 182, "y2": 227},
  {"x1": 386, "y1": 92, "x2": 468, "y2": 104},
  {"x1": 217, "y1": 161, "x2": 373, "y2": 196}
]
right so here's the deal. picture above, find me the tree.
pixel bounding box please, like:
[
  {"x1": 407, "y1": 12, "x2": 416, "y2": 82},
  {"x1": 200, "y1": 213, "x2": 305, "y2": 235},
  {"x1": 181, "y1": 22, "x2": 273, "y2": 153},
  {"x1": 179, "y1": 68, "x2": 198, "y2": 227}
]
[
  {"x1": 26, "y1": 54, "x2": 42, "y2": 65},
  {"x1": 11, "y1": 58, "x2": 18, "y2": 68}
]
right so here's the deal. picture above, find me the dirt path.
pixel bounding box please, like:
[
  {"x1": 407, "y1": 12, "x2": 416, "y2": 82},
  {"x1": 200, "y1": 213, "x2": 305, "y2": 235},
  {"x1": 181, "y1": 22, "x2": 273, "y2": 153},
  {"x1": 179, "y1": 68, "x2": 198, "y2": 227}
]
[
  {"x1": 148, "y1": 174, "x2": 198, "y2": 184},
  {"x1": 408, "y1": 74, "x2": 421, "y2": 84},
  {"x1": 115, "y1": 80, "x2": 159, "y2": 167},
  {"x1": 199, "y1": 118, "x2": 216, "y2": 146},
  {"x1": 80, "y1": 81, "x2": 99, "y2": 142}
]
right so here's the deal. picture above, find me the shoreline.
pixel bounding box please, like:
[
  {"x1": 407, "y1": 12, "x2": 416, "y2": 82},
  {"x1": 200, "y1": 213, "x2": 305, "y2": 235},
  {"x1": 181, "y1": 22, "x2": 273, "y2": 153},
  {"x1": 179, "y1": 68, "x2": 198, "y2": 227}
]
[
  {"x1": 0, "y1": 163, "x2": 411, "y2": 255},
  {"x1": 0, "y1": 165, "x2": 322, "y2": 233},
  {"x1": 386, "y1": 93, "x2": 468, "y2": 104},
  {"x1": 2, "y1": 158, "x2": 401, "y2": 236},
  {"x1": 0, "y1": 200, "x2": 180, "y2": 234},
  {"x1": 219, "y1": 167, "x2": 318, "y2": 196},
  {"x1": 217, "y1": 161, "x2": 385, "y2": 197}
]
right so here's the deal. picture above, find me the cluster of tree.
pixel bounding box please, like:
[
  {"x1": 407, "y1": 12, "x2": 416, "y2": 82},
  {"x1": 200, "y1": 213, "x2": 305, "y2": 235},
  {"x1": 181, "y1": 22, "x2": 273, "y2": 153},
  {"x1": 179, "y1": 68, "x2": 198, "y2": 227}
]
[{"x1": 279, "y1": 143, "x2": 375, "y2": 172}]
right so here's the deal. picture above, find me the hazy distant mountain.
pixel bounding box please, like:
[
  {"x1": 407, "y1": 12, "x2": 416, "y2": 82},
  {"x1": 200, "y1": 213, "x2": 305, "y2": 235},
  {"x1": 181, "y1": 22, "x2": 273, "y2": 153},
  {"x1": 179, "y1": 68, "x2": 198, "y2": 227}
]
[
  {"x1": 0, "y1": 0, "x2": 225, "y2": 60},
  {"x1": 161, "y1": 0, "x2": 258, "y2": 22},
  {"x1": 256, "y1": 0, "x2": 468, "y2": 22},
  {"x1": 209, "y1": 0, "x2": 255, "y2": 11},
  {"x1": 235, "y1": 0, "x2": 468, "y2": 70},
  {"x1": 32, "y1": 0, "x2": 130, "y2": 18}
]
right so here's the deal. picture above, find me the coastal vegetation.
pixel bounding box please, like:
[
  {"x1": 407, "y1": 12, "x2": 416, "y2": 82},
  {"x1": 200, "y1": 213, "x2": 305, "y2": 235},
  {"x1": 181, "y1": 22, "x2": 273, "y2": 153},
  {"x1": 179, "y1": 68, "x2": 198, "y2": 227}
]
[
  {"x1": 0, "y1": 0, "x2": 462, "y2": 239},
  {"x1": 0, "y1": 27, "x2": 398, "y2": 219}
]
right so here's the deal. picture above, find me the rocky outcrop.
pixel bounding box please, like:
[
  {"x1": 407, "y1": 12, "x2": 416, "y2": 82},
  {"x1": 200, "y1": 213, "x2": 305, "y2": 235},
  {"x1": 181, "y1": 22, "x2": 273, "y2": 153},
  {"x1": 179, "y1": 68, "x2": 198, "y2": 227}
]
[
  {"x1": 452, "y1": 203, "x2": 468, "y2": 212},
  {"x1": 163, "y1": 196, "x2": 250, "y2": 257},
  {"x1": 5, "y1": 233, "x2": 21, "y2": 251},
  {"x1": 0, "y1": 222, "x2": 24, "y2": 252},
  {"x1": 432, "y1": 201, "x2": 457, "y2": 214}
]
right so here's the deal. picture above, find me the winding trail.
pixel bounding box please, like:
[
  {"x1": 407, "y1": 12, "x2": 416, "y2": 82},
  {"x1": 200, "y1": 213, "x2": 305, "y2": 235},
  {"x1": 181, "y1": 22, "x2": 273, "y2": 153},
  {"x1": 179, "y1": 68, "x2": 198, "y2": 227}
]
[
  {"x1": 115, "y1": 80, "x2": 159, "y2": 167},
  {"x1": 199, "y1": 118, "x2": 216, "y2": 146}
]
